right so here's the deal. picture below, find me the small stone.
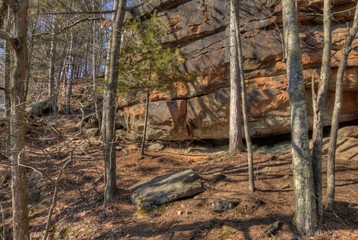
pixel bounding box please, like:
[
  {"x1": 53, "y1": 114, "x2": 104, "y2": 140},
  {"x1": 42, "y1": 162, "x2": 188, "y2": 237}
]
[
  {"x1": 212, "y1": 198, "x2": 239, "y2": 213},
  {"x1": 260, "y1": 166, "x2": 271, "y2": 174},
  {"x1": 177, "y1": 210, "x2": 184, "y2": 215},
  {"x1": 283, "y1": 175, "x2": 290, "y2": 180},
  {"x1": 220, "y1": 225, "x2": 238, "y2": 237},
  {"x1": 148, "y1": 143, "x2": 164, "y2": 151},
  {"x1": 84, "y1": 128, "x2": 99, "y2": 138},
  {"x1": 122, "y1": 148, "x2": 131, "y2": 155}
]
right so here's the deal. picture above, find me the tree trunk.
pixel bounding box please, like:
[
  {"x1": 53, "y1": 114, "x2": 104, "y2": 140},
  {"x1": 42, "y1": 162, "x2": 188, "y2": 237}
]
[
  {"x1": 326, "y1": 2, "x2": 358, "y2": 211},
  {"x1": 282, "y1": 0, "x2": 317, "y2": 235},
  {"x1": 6, "y1": 1, "x2": 30, "y2": 239},
  {"x1": 232, "y1": 0, "x2": 255, "y2": 192},
  {"x1": 65, "y1": 33, "x2": 74, "y2": 116},
  {"x1": 24, "y1": 0, "x2": 40, "y2": 99},
  {"x1": 4, "y1": 5, "x2": 11, "y2": 149},
  {"x1": 311, "y1": 0, "x2": 332, "y2": 224},
  {"x1": 101, "y1": 1, "x2": 117, "y2": 142},
  {"x1": 103, "y1": 0, "x2": 127, "y2": 203},
  {"x1": 48, "y1": 15, "x2": 57, "y2": 113},
  {"x1": 229, "y1": 0, "x2": 243, "y2": 153},
  {"x1": 54, "y1": 44, "x2": 67, "y2": 113},
  {"x1": 92, "y1": 15, "x2": 101, "y2": 129},
  {"x1": 141, "y1": 90, "x2": 150, "y2": 156}
]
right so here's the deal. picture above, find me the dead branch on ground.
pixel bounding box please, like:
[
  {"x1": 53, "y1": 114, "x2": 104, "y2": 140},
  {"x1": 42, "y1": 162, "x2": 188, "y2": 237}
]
[{"x1": 43, "y1": 152, "x2": 73, "y2": 240}]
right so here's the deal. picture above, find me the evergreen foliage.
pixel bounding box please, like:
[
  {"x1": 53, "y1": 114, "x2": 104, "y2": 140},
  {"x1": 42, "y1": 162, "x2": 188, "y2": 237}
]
[{"x1": 118, "y1": 11, "x2": 185, "y2": 98}]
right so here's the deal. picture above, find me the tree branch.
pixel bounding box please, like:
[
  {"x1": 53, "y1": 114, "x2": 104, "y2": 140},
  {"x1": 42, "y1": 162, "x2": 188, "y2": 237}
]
[
  {"x1": 4, "y1": 0, "x2": 18, "y2": 13},
  {"x1": 33, "y1": 17, "x2": 103, "y2": 37},
  {"x1": 42, "y1": 10, "x2": 116, "y2": 15},
  {"x1": 0, "y1": 29, "x2": 13, "y2": 41},
  {"x1": 0, "y1": 29, "x2": 20, "y2": 49},
  {"x1": 41, "y1": 3, "x2": 145, "y2": 16}
]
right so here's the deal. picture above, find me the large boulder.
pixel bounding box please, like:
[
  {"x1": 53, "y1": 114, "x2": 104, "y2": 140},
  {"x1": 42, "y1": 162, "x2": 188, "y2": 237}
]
[
  {"x1": 130, "y1": 169, "x2": 204, "y2": 206},
  {"x1": 118, "y1": 0, "x2": 358, "y2": 141},
  {"x1": 26, "y1": 98, "x2": 53, "y2": 116}
]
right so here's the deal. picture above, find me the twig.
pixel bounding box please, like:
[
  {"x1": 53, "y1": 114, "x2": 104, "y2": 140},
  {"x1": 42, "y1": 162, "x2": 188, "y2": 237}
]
[
  {"x1": 0, "y1": 202, "x2": 5, "y2": 240},
  {"x1": 43, "y1": 152, "x2": 73, "y2": 240},
  {"x1": 332, "y1": 210, "x2": 350, "y2": 229},
  {"x1": 264, "y1": 220, "x2": 283, "y2": 237},
  {"x1": 18, "y1": 163, "x2": 56, "y2": 185}
]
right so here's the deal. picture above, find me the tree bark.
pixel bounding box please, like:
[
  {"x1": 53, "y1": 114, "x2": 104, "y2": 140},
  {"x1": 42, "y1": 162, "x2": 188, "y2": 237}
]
[
  {"x1": 54, "y1": 43, "x2": 67, "y2": 113},
  {"x1": 140, "y1": 90, "x2": 150, "y2": 156},
  {"x1": 5, "y1": 1, "x2": 30, "y2": 239},
  {"x1": 232, "y1": 0, "x2": 255, "y2": 192},
  {"x1": 326, "y1": 1, "x2": 358, "y2": 211},
  {"x1": 103, "y1": 0, "x2": 127, "y2": 203},
  {"x1": 65, "y1": 33, "x2": 74, "y2": 116},
  {"x1": 311, "y1": 0, "x2": 332, "y2": 224},
  {"x1": 229, "y1": 0, "x2": 243, "y2": 153},
  {"x1": 92, "y1": 13, "x2": 101, "y2": 129},
  {"x1": 4, "y1": 5, "x2": 11, "y2": 149},
  {"x1": 48, "y1": 15, "x2": 57, "y2": 113},
  {"x1": 282, "y1": 0, "x2": 317, "y2": 235},
  {"x1": 24, "y1": 0, "x2": 40, "y2": 98},
  {"x1": 101, "y1": 0, "x2": 117, "y2": 142}
]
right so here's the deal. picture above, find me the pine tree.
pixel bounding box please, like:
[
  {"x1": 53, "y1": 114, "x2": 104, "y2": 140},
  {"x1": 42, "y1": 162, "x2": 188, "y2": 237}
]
[{"x1": 118, "y1": 12, "x2": 186, "y2": 155}]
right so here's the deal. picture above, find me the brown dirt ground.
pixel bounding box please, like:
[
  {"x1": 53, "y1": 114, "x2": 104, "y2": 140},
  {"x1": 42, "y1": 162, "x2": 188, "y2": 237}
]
[{"x1": 0, "y1": 115, "x2": 358, "y2": 240}]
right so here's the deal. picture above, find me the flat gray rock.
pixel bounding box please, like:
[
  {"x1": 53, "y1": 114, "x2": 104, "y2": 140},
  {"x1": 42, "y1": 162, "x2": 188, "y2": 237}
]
[{"x1": 130, "y1": 169, "x2": 204, "y2": 205}]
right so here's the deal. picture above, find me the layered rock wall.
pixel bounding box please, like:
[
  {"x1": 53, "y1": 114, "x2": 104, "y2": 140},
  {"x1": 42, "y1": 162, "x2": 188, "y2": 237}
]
[{"x1": 119, "y1": 0, "x2": 358, "y2": 140}]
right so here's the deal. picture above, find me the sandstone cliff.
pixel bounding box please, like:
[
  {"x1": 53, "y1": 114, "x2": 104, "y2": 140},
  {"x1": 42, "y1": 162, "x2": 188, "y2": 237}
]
[{"x1": 118, "y1": 0, "x2": 358, "y2": 141}]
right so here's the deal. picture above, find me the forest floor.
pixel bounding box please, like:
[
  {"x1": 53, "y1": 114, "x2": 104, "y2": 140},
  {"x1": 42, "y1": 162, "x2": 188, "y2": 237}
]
[{"x1": 0, "y1": 104, "x2": 358, "y2": 239}]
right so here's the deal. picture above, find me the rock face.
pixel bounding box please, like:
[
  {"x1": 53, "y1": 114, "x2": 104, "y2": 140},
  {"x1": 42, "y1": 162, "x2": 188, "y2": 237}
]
[
  {"x1": 130, "y1": 169, "x2": 204, "y2": 205},
  {"x1": 119, "y1": 0, "x2": 358, "y2": 140}
]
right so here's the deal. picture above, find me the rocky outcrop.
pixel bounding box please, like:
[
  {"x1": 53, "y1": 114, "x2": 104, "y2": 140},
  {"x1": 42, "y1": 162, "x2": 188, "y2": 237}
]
[{"x1": 119, "y1": 0, "x2": 358, "y2": 140}]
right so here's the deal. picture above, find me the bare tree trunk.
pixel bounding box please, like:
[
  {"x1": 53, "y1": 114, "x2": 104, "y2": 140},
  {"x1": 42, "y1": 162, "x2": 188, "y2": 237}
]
[
  {"x1": 48, "y1": 15, "x2": 57, "y2": 113},
  {"x1": 232, "y1": 0, "x2": 255, "y2": 192},
  {"x1": 65, "y1": 33, "x2": 74, "y2": 116},
  {"x1": 54, "y1": 44, "x2": 67, "y2": 113},
  {"x1": 0, "y1": 1, "x2": 31, "y2": 239},
  {"x1": 103, "y1": 0, "x2": 127, "y2": 203},
  {"x1": 140, "y1": 90, "x2": 150, "y2": 156},
  {"x1": 101, "y1": 1, "x2": 117, "y2": 142},
  {"x1": 229, "y1": 0, "x2": 243, "y2": 153},
  {"x1": 326, "y1": 2, "x2": 358, "y2": 211},
  {"x1": 4, "y1": 6, "x2": 11, "y2": 148},
  {"x1": 311, "y1": 0, "x2": 332, "y2": 225},
  {"x1": 92, "y1": 13, "x2": 101, "y2": 129},
  {"x1": 282, "y1": 0, "x2": 317, "y2": 235},
  {"x1": 24, "y1": 0, "x2": 39, "y2": 98}
]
